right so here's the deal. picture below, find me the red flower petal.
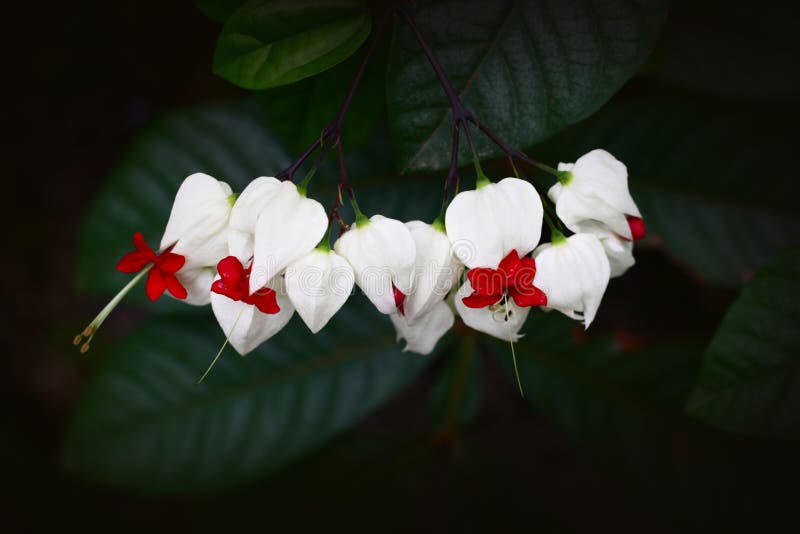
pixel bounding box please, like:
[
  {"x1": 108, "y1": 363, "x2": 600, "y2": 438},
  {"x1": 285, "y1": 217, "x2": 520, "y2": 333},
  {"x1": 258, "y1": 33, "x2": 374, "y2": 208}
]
[
  {"x1": 217, "y1": 256, "x2": 245, "y2": 282},
  {"x1": 393, "y1": 285, "x2": 406, "y2": 315},
  {"x1": 497, "y1": 249, "x2": 521, "y2": 277},
  {"x1": 626, "y1": 216, "x2": 646, "y2": 241},
  {"x1": 462, "y1": 292, "x2": 503, "y2": 309},
  {"x1": 467, "y1": 267, "x2": 506, "y2": 296},
  {"x1": 157, "y1": 252, "x2": 185, "y2": 274},
  {"x1": 116, "y1": 251, "x2": 151, "y2": 273},
  {"x1": 145, "y1": 268, "x2": 167, "y2": 302},
  {"x1": 132, "y1": 232, "x2": 157, "y2": 261},
  {"x1": 164, "y1": 272, "x2": 187, "y2": 300},
  {"x1": 510, "y1": 286, "x2": 547, "y2": 307},
  {"x1": 248, "y1": 288, "x2": 280, "y2": 314},
  {"x1": 509, "y1": 256, "x2": 537, "y2": 289}
]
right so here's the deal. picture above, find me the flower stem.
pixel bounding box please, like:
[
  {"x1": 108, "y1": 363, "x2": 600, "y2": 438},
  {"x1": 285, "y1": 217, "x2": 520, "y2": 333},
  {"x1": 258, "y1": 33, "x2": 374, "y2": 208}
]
[{"x1": 275, "y1": 8, "x2": 391, "y2": 181}]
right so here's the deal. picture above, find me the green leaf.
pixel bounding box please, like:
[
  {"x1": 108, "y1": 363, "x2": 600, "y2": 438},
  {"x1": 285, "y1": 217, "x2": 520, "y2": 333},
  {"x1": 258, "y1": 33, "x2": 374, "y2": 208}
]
[
  {"x1": 387, "y1": 0, "x2": 669, "y2": 173},
  {"x1": 494, "y1": 313, "x2": 703, "y2": 488},
  {"x1": 532, "y1": 91, "x2": 800, "y2": 287},
  {"x1": 255, "y1": 34, "x2": 388, "y2": 152},
  {"x1": 213, "y1": 0, "x2": 372, "y2": 90},
  {"x1": 686, "y1": 248, "x2": 800, "y2": 439},
  {"x1": 75, "y1": 101, "x2": 291, "y2": 303},
  {"x1": 430, "y1": 335, "x2": 481, "y2": 430},
  {"x1": 64, "y1": 302, "x2": 429, "y2": 493}
]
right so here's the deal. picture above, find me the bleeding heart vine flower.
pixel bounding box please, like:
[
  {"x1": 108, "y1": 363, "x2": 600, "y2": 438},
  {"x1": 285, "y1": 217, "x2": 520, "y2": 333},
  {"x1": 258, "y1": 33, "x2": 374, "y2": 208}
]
[
  {"x1": 461, "y1": 250, "x2": 547, "y2": 309},
  {"x1": 284, "y1": 246, "x2": 355, "y2": 333},
  {"x1": 227, "y1": 176, "x2": 281, "y2": 262},
  {"x1": 454, "y1": 278, "x2": 531, "y2": 342},
  {"x1": 210, "y1": 256, "x2": 294, "y2": 356},
  {"x1": 532, "y1": 233, "x2": 611, "y2": 329},
  {"x1": 569, "y1": 220, "x2": 635, "y2": 278},
  {"x1": 334, "y1": 214, "x2": 416, "y2": 315},
  {"x1": 390, "y1": 299, "x2": 454, "y2": 355},
  {"x1": 445, "y1": 177, "x2": 543, "y2": 269},
  {"x1": 249, "y1": 180, "x2": 328, "y2": 293},
  {"x1": 117, "y1": 232, "x2": 187, "y2": 301},
  {"x1": 549, "y1": 149, "x2": 646, "y2": 242},
  {"x1": 403, "y1": 219, "x2": 462, "y2": 321}
]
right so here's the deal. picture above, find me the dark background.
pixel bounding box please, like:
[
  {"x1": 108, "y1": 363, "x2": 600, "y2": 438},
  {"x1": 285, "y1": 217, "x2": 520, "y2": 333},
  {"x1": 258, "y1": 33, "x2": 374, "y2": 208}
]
[{"x1": 6, "y1": 1, "x2": 799, "y2": 532}]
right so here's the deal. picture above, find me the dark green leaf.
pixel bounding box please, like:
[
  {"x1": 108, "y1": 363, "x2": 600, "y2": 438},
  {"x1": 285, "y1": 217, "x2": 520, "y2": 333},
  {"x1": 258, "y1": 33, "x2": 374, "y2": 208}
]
[
  {"x1": 213, "y1": 0, "x2": 371, "y2": 90},
  {"x1": 255, "y1": 34, "x2": 388, "y2": 152},
  {"x1": 430, "y1": 335, "x2": 481, "y2": 429},
  {"x1": 387, "y1": 0, "x2": 669, "y2": 173},
  {"x1": 533, "y1": 91, "x2": 800, "y2": 286},
  {"x1": 75, "y1": 101, "x2": 291, "y2": 303},
  {"x1": 64, "y1": 302, "x2": 428, "y2": 493},
  {"x1": 686, "y1": 248, "x2": 800, "y2": 439},
  {"x1": 494, "y1": 312, "x2": 703, "y2": 488}
]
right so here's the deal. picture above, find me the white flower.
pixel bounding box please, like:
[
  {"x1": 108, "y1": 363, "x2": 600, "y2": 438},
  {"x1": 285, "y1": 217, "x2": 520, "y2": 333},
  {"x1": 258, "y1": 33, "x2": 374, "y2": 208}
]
[
  {"x1": 570, "y1": 220, "x2": 635, "y2": 278},
  {"x1": 334, "y1": 215, "x2": 416, "y2": 315},
  {"x1": 403, "y1": 220, "x2": 463, "y2": 321},
  {"x1": 227, "y1": 176, "x2": 281, "y2": 262},
  {"x1": 158, "y1": 173, "x2": 236, "y2": 304},
  {"x1": 210, "y1": 259, "x2": 294, "y2": 356},
  {"x1": 533, "y1": 233, "x2": 611, "y2": 329},
  {"x1": 284, "y1": 248, "x2": 355, "y2": 333},
  {"x1": 549, "y1": 149, "x2": 643, "y2": 240},
  {"x1": 390, "y1": 299, "x2": 454, "y2": 355},
  {"x1": 445, "y1": 177, "x2": 543, "y2": 269},
  {"x1": 454, "y1": 279, "x2": 531, "y2": 341},
  {"x1": 249, "y1": 180, "x2": 328, "y2": 293}
]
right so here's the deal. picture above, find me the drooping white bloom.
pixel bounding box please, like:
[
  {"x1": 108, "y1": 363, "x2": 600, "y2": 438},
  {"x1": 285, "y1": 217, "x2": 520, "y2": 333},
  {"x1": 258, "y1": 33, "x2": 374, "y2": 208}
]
[
  {"x1": 533, "y1": 233, "x2": 611, "y2": 329},
  {"x1": 445, "y1": 177, "x2": 543, "y2": 268},
  {"x1": 284, "y1": 248, "x2": 355, "y2": 333},
  {"x1": 569, "y1": 220, "x2": 635, "y2": 278},
  {"x1": 454, "y1": 279, "x2": 531, "y2": 341},
  {"x1": 249, "y1": 180, "x2": 328, "y2": 293},
  {"x1": 403, "y1": 220, "x2": 463, "y2": 321},
  {"x1": 211, "y1": 275, "x2": 294, "y2": 356},
  {"x1": 227, "y1": 176, "x2": 281, "y2": 262},
  {"x1": 158, "y1": 173, "x2": 236, "y2": 304},
  {"x1": 549, "y1": 149, "x2": 642, "y2": 240},
  {"x1": 334, "y1": 215, "x2": 416, "y2": 315},
  {"x1": 390, "y1": 299, "x2": 454, "y2": 355}
]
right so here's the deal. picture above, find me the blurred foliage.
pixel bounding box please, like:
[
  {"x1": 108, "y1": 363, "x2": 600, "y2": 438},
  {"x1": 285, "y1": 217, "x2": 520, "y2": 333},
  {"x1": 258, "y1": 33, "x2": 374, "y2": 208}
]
[
  {"x1": 62, "y1": 0, "x2": 800, "y2": 530},
  {"x1": 687, "y1": 248, "x2": 800, "y2": 439}
]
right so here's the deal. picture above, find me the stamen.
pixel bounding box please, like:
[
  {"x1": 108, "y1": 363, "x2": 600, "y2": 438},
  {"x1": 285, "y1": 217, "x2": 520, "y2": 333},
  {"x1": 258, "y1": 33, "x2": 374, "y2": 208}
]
[
  {"x1": 503, "y1": 295, "x2": 525, "y2": 398},
  {"x1": 197, "y1": 307, "x2": 245, "y2": 384},
  {"x1": 74, "y1": 266, "x2": 150, "y2": 352}
]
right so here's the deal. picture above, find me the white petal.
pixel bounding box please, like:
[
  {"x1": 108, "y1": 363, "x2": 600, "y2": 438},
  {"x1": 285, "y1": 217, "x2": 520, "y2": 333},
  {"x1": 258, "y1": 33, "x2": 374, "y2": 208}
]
[
  {"x1": 571, "y1": 220, "x2": 635, "y2": 278},
  {"x1": 533, "y1": 234, "x2": 610, "y2": 328},
  {"x1": 403, "y1": 221, "x2": 463, "y2": 321},
  {"x1": 285, "y1": 249, "x2": 354, "y2": 333},
  {"x1": 160, "y1": 173, "x2": 233, "y2": 267},
  {"x1": 249, "y1": 181, "x2": 328, "y2": 292},
  {"x1": 210, "y1": 276, "x2": 294, "y2": 356},
  {"x1": 454, "y1": 279, "x2": 530, "y2": 341},
  {"x1": 175, "y1": 267, "x2": 215, "y2": 305},
  {"x1": 445, "y1": 177, "x2": 543, "y2": 268},
  {"x1": 228, "y1": 176, "x2": 281, "y2": 261},
  {"x1": 571, "y1": 150, "x2": 641, "y2": 218},
  {"x1": 334, "y1": 215, "x2": 416, "y2": 314},
  {"x1": 390, "y1": 299, "x2": 454, "y2": 355},
  {"x1": 553, "y1": 185, "x2": 630, "y2": 239}
]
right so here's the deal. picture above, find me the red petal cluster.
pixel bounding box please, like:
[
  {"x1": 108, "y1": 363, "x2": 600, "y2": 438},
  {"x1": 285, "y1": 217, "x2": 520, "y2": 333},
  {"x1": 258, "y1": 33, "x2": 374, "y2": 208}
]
[
  {"x1": 211, "y1": 256, "x2": 280, "y2": 314},
  {"x1": 117, "y1": 232, "x2": 187, "y2": 301},
  {"x1": 462, "y1": 249, "x2": 547, "y2": 309},
  {"x1": 626, "y1": 216, "x2": 647, "y2": 241}
]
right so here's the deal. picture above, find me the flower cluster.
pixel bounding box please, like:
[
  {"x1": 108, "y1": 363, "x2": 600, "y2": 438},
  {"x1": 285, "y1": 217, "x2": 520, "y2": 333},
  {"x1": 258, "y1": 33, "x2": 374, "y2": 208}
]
[{"x1": 75, "y1": 149, "x2": 644, "y2": 369}]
